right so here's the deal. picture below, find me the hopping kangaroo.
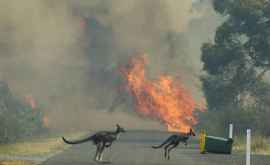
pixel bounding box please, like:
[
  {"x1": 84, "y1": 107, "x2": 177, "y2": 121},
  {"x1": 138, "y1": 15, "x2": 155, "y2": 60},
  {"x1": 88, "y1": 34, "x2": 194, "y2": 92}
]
[
  {"x1": 152, "y1": 128, "x2": 196, "y2": 160},
  {"x1": 62, "y1": 124, "x2": 125, "y2": 162}
]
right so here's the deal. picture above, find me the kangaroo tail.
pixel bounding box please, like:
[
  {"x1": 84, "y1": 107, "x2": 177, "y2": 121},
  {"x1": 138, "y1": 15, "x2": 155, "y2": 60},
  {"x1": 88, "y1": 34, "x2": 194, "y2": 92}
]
[
  {"x1": 152, "y1": 145, "x2": 163, "y2": 149},
  {"x1": 62, "y1": 135, "x2": 94, "y2": 145},
  {"x1": 152, "y1": 136, "x2": 174, "y2": 149}
]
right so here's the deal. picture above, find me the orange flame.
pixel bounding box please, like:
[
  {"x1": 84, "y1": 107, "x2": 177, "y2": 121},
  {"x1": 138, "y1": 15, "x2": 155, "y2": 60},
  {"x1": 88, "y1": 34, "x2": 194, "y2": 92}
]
[
  {"x1": 24, "y1": 95, "x2": 50, "y2": 128},
  {"x1": 121, "y1": 55, "x2": 202, "y2": 133},
  {"x1": 24, "y1": 95, "x2": 37, "y2": 109},
  {"x1": 198, "y1": 98, "x2": 207, "y2": 112},
  {"x1": 43, "y1": 115, "x2": 50, "y2": 128}
]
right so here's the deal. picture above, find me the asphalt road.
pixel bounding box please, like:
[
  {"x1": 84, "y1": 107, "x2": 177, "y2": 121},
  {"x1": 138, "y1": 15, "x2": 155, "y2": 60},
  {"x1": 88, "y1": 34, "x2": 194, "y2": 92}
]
[{"x1": 41, "y1": 131, "x2": 270, "y2": 165}]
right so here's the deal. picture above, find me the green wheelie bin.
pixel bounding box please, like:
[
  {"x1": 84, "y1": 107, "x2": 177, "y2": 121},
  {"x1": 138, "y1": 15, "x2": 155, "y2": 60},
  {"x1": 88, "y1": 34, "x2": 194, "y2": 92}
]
[{"x1": 200, "y1": 131, "x2": 233, "y2": 154}]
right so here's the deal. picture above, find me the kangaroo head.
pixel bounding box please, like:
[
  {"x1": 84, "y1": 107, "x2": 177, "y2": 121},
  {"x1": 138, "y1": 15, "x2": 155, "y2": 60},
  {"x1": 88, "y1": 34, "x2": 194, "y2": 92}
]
[
  {"x1": 116, "y1": 124, "x2": 126, "y2": 133},
  {"x1": 189, "y1": 128, "x2": 196, "y2": 136}
]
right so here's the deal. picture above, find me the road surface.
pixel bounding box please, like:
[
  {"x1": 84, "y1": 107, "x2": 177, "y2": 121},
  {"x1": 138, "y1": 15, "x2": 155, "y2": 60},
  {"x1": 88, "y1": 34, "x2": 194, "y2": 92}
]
[{"x1": 41, "y1": 131, "x2": 270, "y2": 165}]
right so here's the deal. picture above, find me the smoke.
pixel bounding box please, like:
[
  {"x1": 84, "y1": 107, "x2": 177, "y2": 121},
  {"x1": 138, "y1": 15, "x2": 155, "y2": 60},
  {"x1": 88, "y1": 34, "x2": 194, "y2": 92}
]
[
  {"x1": 0, "y1": 0, "x2": 92, "y2": 130},
  {"x1": 77, "y1": 0, "x2": 222, "y2": 102},
  {"x1": 0, "y1": 0, "x2": 88, "y2": 101},
  {"x1": 0, "y1": 0, "x2": 222, "y2": 131}
]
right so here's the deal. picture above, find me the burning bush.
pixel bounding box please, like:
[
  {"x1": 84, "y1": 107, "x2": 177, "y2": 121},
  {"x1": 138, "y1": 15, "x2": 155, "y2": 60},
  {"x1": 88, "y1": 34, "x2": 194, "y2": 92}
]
[
  {"x1": 0, "y1": 82, "x2": 45, "y2": 143},
  {"x1": 120, "y1": 55, "x2": 203, "y2": 132}
]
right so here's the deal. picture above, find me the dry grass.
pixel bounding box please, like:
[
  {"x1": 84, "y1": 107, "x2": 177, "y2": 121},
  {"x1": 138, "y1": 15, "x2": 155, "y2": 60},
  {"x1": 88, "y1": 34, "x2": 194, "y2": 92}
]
[
  {"x1": 0, "y1": 160, "x2": 37, "y2": 165},
  {"x1": 233, "y1": 135, "x2": 270, "y2": 155},
  {"x1": 0, "y1": 132, "x2": 85, "y2": 157},
  {"x1": 0, "y1": 137, "x2": 66, "y2": 157}
]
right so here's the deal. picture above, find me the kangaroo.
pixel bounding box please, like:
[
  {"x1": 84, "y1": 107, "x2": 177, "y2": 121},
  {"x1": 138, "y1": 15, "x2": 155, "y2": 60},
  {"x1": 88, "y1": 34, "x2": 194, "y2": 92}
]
[
  {"x1": 62, "y1": 124, "x2": 126, "y2": 162},
  {"x1": 152, "y1": 128, "x2": 196, "y2": 160}
]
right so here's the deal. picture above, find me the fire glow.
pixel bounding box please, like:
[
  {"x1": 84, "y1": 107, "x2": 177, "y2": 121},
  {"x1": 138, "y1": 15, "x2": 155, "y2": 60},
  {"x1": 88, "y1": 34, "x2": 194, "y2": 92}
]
[
  {"x1": 121, "y1": 55, "x2": 203, "y2": 133},
  {"x1": 24, "y1": 95, "x2": 37, "y2": 110},
  {"x1": 24, "y1": 95, "x2": 50, "y2": 128}
]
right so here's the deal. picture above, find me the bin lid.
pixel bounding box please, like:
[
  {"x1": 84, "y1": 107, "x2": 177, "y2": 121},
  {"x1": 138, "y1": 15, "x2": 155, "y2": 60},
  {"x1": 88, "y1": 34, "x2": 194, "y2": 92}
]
[{"x1": 206, "y1": 136, "x2": 229, "y2": 141}]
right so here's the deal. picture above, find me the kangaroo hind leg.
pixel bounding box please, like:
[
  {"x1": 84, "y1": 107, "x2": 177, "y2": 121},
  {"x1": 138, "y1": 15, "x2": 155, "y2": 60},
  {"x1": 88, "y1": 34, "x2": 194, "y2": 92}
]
[
  {"x1": 98, "y1": 143, "x2": 105, "y2": 161},
  {"x1": 167, "y1": 143, "x2": 178, "y2": 160},
  {"x1": 164, "y1": 143, "x2": 172, "y2": 160},
  {"x1": 94, "y1": 143, "x2": 101, "y2": 161}
]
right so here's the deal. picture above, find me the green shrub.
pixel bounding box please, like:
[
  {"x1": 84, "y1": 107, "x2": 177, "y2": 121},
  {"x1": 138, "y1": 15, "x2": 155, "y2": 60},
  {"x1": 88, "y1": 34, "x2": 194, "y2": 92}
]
[{"x1": 0, "y1": 82, "x2": 45, "y2": 143}]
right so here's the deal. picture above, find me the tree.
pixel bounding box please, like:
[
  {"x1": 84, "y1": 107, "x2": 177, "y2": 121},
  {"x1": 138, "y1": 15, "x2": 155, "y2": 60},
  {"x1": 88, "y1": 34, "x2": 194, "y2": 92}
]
[
  {"x1": 0, "y1": 82, "x2": 44, "y2": 143},
  {"x1": 202, "y1": 0, "x2": 270, "y2": 111}
]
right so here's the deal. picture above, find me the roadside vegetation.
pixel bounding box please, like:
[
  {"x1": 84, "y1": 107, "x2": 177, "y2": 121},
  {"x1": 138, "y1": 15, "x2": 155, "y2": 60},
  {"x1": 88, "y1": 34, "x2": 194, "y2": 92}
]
[
  {"x1": 0, "y1": 82, "x2": 46, "y2": 143},
  {"x1": 198, "y1": 0, "x2": 270, "y2": 155},
  {"x1": 0, "y1": 132, "x2": 84, "y2": 156},
  {"x1": 0, "y1": 160, "x2": 37, "y2": 165},
  {"x1": 199, "y1": 0, "x2": 270, "y2": 148},
  {"x1": 0, "y1": 132, "x2": 84, "y2": 165},
  {"x1": 0, "y1": 136, "x2": 66, "y2": 157},
  {"x1": 233, "y1": 135, "x2": 270, "y2": 155}
]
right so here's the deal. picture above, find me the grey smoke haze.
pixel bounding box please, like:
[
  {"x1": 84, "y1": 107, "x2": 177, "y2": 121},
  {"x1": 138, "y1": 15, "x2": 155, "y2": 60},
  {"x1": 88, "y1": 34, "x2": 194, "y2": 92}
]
[{"x1": 0, "y1": 0, "x2": 222, "y2": 131}]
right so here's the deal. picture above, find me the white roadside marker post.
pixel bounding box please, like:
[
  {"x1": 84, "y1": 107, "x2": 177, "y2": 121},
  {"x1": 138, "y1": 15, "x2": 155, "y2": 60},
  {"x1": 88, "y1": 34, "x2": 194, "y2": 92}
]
[
  {"x1": 229, "y1": 123, "x2": 233, "y2": 139},
  {"x1": 246, "y1": 129, "x2": 251, "y2": 165}
]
